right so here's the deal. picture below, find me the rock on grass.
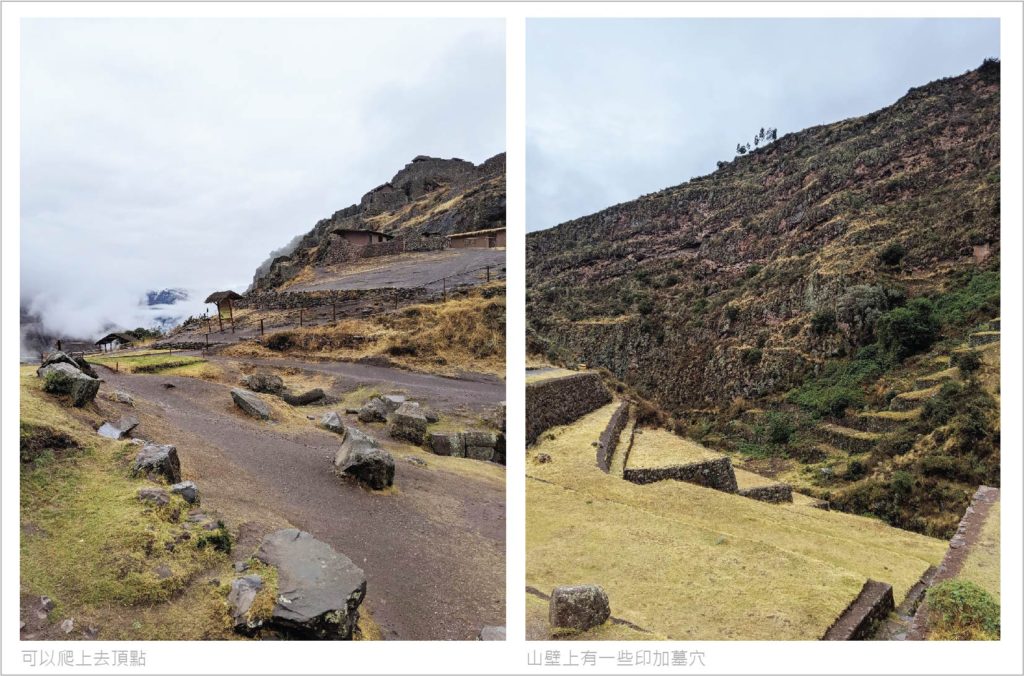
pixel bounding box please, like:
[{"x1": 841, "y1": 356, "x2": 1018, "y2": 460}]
[
  {"x1": 231, "y1": 388, "x2": 270, "y2": 420},
  {"x1": 549, "y1": 584, "x2": 611, "y2": 631}
]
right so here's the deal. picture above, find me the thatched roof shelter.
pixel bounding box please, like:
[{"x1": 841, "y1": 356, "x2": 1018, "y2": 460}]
[{"x1": 204, "y1": 290, "x2": 243, "y2": 304}]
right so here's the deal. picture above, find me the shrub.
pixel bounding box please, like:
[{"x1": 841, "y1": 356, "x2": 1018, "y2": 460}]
[
  {"x1": 810, "y1": 309, "x2": 837, "y2": 336},
  {"x1": 926, "y1": 580, "x2": 999, "y2": 640},
  {"x1": 876, "y1": 432, "x2": 917, "y2": 458},
  {"x1": 760, "y1": 412, "x2": 795, "y2": 445},
  {"x1": 741, "y1": 348, "x2": 763, "y2": 366},
  {"x1": 877, "y1": 242, "x2": 907, "y2": 266},
  {"x1": 933, "y1": 270, "x2": 999, "y2": 327},
  {"x1": 263, "y1": 332, "x2": 294, "y2": 351},
  {"x1": 952, "y1": 350, "x2": 983, "y2": 377},
  {"x1": 890, "y1": 470, "x2": 914, "y2": 500},
  {"x1": 876, "y1": 297, "x2": 939, "y2": 360},
  {"x1": 836, "y1": 285, "x2": 890, "y2": 345}
]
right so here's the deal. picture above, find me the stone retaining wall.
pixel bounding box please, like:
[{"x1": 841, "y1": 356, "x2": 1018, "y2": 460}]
[
  {"x1": 623, "y1": 456, "x2": 739, "y2": 492},
  {"x1": 737, "y1": 483, "x2": 793, "y2": 504},
  {"x1": 821, "y1": 579, "x2": 895, "y2": 640},
  {"x1": 360, "y1": 239, "x2": 405, "y2": 259},
  {"x1": 596, "y1": 401, "x2": 630, "y2": 472},
  {"x1": 239, "y1": 287, "x2": 429, "y2": 311},
  {"x1": 526, "y1": 372, "x2": 612, "y2": 446}
]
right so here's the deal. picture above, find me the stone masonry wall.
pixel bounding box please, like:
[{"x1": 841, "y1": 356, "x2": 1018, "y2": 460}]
[
  {"x1": 238, "y1": 287, "x2": 429, "y2": 311},
  {"x1": 596, "y1": 401, "x2": 630, "y2": 472},
  {"x1": 821, "y1": 579, "x2": 895, "y2": 640},
  {"x1": 623, "y1": 456, "x2": 739, "y2": 492},
  {"x1": 737, "y1": 484, "x2": 793, "y2": 504},
  {"x1": 526, "y1": 372, "x2": 612, "y2": 446}
]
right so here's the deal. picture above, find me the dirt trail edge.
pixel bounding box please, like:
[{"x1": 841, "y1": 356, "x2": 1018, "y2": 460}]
[{"x1": 101, "y1": 369, "x2": 505, "y2": 640}]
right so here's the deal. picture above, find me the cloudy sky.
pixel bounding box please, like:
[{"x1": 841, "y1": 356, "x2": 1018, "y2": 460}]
[
  {"x1": 527, "y1": 18, "x2": 999, "y2": 231},
  {"x1": 21, "y1": 18, "x2": 504, "y2": 339}
]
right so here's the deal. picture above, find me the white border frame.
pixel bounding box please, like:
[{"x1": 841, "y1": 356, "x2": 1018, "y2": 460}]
[{"x1": 2, "y1": 3, "x2": 1021, "y2": 675}]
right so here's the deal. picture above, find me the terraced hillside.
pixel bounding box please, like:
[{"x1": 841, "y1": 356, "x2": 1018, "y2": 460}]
[
  {"x1": 527, "y1": 62, "x2": 1000, "y2": 536},
  {"x1": 525, "y1": 372, "x2": 947, "y2": 640}
]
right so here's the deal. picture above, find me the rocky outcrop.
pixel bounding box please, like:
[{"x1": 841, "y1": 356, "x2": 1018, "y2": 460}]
[
  {"x1": 132, "y1": 444, "x2": 182, "y2": 483},
  {"x1": 333, "y1": 426, "x2": 395, "y2": 490},
  {"x1": 526, "y1": 372, "x2": 612, "y2": 445},
  {"x1": 357, "y1": 397, "x2": 389, "y2": 423},
  {"x1": 231, "y1": 389, "x2": 270, "y2": 420},
  {"x1": 319, "y1": 411, "x2": 345, "y2": 434},
  {"x1": 253, "y1": 529, "x2": 367, "y2": 640},
  {"x1": 549, "y1": 584, "x2": 611, "y2": 631}
]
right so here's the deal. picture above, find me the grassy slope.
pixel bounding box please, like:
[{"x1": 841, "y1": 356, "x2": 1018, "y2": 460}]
[
  {"x1": 526, "y1": 402, "x2": 945, "y2": 640},
  {"x1": 20, "y1": 366, "x2": 238, "y2": 640},
  {"x1": 957, "y1": 500, "x2": 1000, "y2": 602},
  {"x1": 627, "y1": 427, "x2": 721, "y2": 468}
]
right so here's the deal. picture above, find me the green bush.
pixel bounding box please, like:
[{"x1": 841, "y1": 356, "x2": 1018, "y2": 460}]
[
  {"x1": 877, "y1": 242, "x2": 907, "y2": 266},
  {"x1": 926, "y1": 580, "x2": 999, "y2": 640},
  {"x1": 933, "y1": 270, "x2": 999, "y2": 327},
  {"x1": 789, "y1": 353, "x2": 883, "y2": 417},
  {"x1": 758, "y1": 412, "x2": 795, "y2": 445},
  {"x1": 952, "y1": 350, "x2": 983, "y2": 377},
  {"x1": 810, "y1": 309, "x2": 837, "y2": 336},
  {"x1": 741, "y1": 348, "x2": 763, "y2": 366},
  {"x1": 876, "y1": 297, "x2": 939, "y2": 360}
]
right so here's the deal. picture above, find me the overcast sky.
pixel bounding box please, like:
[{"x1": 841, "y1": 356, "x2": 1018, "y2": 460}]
[
  {"x1": 21, "y1": 18, "x2": 504, "y2": 339},
  {"x1": 526, "y1": 18, "x2": 999, "y2": 231}
]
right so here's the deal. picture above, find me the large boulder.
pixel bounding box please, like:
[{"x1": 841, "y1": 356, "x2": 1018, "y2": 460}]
[
  {"x1": 254, "y1": 529, "x2": 367, "y2": 640},
  {"x1": 333, "y1": 426, "x2": 394, "y2": 490},
  {"x1": 427, "y1": 432, "x2": 465, "y2": 457},
  {"x1": 97, "y1": 415, "x2": 139, "y2": 440},
  {"x1": 38, "y1": 363, "x2": 100, "y2": 407},
  {"x1": 319, "y1": 411, "x2": 345, "y2": 434},
  {"x1": 227, "y1": 574, "x2": 265, "y2": 633},
  {"x1": 241, "y1": 372, "x2": 285, "y2": 394},
  {"x1": 132, "y1": 444, "x2": 182, "y2": 483},
  {"x1": 356, "y1": 397, "x2": 389, "y2": 423},
  {"x1": 38, "y1": 351, "x2": 99, "y2": 379},
  {"x1": 387, "y1": 402, "x2": 428, "y2": 444},
  {"x1": 549, "y1": 584, "x2": 611, "y2": 631},
  {"x1": 231, "y1": 388, "x2": 270, "y2": 420}
]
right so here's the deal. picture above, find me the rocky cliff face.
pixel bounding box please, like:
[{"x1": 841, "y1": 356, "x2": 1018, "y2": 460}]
[
  {"x1": 254, "y1": 154, "x2": 505, "y2": 290},
  {"x1": 527, "y1": 63, "x2": 1000, "y2": 415}
]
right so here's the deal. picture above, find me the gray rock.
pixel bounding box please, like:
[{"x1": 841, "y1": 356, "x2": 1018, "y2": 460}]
[
  {"x1": 137, "y1": 488, "x2": 170, "y2": 507},
  {"x1": 423, "y1": 409, "x2": 440, "y2": 424},
  {"x1": 549, "y1": 584, "x2": 611, "y2": 631},
  {"x1": 333, "y1": 426, "x2": 394, "y2": 490},
  {"x1": 241, "y1": 372, "x2": 285, "y2": 394},
  {"x1": 97, "y1": 415, "x2": 139, "y2": 440},
  {"x1": 231, "y1": 388, "x2": 270, "y2": 420},
  {"x1": 319, "y1": 411, "x2": 345, "y2": 434},
  {"x1": 38, "y1": 351, "x2": 98, "y2": 379},
  {"x1": 427, "y1": 432, "x2": 464, "y2": 457},
  {"x1": 38, "y1": 362, "x2": 100, "y2": 407},
  {"x1": 154, "y1": 564, "x2": 173, "y2": 579},
  {"x1": 109, "y1": 390, "x2": 135, "y2": 406},
  {"x1": 82, "y1": 625, "x2": 99, "y2": 640},
  {"x1": 170, "y1": 481, "x2": 199, "y2": 504},
  {"x1": 478, "y1": 625, "x2": 506, "y2": 641},
  {"x1": 380, "y1": 394, "x2": 407, "y2": 413},
  {"x1": 463, "y1": 430, "x2": 498, "y2": 448},
  {"x1": 227, "y1": 574, "x2": 265, "y2": 632},
  {"x1": 60, "y1": 618, "x2": 74, "y2": 634},
  {"x1": 253, "y1": 529, "x2": 367, "y2": 640},
  {"x1": 39, "y1": 596, "x2": 55, "y2": 613},
  {"x1": 387, "y1": 402, "x2": 428, "y2": 445},
  {"x1": 233, "y1": 561, "x2": 250, "y2": 573},
  {"x1": 357, "y1": 397, "x2": 389, "y2": 423},
  {"x1": 133, "y1": 444, "x2": 182, "y2": 483},
  {"x1": 467, "y1": 446, "x2": 495, "y2": 462}
]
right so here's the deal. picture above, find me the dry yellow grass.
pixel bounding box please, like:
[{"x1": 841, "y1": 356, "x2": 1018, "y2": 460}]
[
  {"x1": 626, "y1": 427, "x2": 722, "y2": 469},
  {"x1": 733, "y1": 467, "x2": 779, "y2": 489},
  {"x1": 526, "y1": 401, "x2": 946, "y2": 639},
  {"x1": 958, "y1": 501, "x2": 1000, "y2": 602},
  {"x1": 525, "y1": 367, "x2": 579, "y2": 384}
]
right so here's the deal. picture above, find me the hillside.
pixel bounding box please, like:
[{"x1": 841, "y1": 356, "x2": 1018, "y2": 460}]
[
  {"x1": 255, "y1": 153, "x2": 505, "y2": 291},
  {"x1": 526, "y1": 62, "x2": 1000, "y2": 537}
]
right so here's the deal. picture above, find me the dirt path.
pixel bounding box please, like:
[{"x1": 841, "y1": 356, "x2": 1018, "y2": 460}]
[
  {"x1": 289, "y1": 249, "x2": 506, "y2": 292},
  {"x1": 99, "y1": 370, "x2": 505, "y2": 640},
  {"x1": 206, "y1": 353, "x2": 505, "y2": 414}
]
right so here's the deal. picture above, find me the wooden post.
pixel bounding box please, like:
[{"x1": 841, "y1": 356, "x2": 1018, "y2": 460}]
[
  {"x1": 205, "y1": 333, "x2": 209, "y2": 349},
  {"x1": 485, "y1": 266, "x2": 490, "y2": 283},
  {"x1": 217, "y1": 303, "x2": 223, "y2": 333},
  {"x1": 57, "y1": 339, "x2": 62, "y2": 352},
  {"x1": 260, "y1": 319, "x2": 264, "y2": 336},
  {"x1": 228, "y1": 299, "x2": 235, "y2": 334}
]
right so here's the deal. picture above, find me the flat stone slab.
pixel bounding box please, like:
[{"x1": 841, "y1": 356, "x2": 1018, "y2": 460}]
[
  {"x1": 231, "y1": 388, "x2": 270, "y2": 420},
  {"x1": 254, "y1": 529, "x2": 367, "y2": 640},
  {"x1": 97, "y1": 415, "x2": 139, "y2": 440}
]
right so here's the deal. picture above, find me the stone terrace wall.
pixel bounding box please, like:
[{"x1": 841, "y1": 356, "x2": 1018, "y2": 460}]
[
  {"x1": 526, "y1": 372, "x2": 612, "y2": 446},
  {"x1": 737, "y1": 484, "x2": 793, "y2": 504},
  {"x1": 596, "y1": 401, "x2": 630, "y2": 472},
  {"x1": 822, "y1": 579, "x2": 895, "y2": 640},
  {"x1": 239, "y1": 287, "x2": 429, "y2": 311},
  {"x1": 623, "y1": 456, "x2": 739, "y2": 492},
  {"x1": 360, "y1": 239, "x2": 405, "y2": 259}
]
